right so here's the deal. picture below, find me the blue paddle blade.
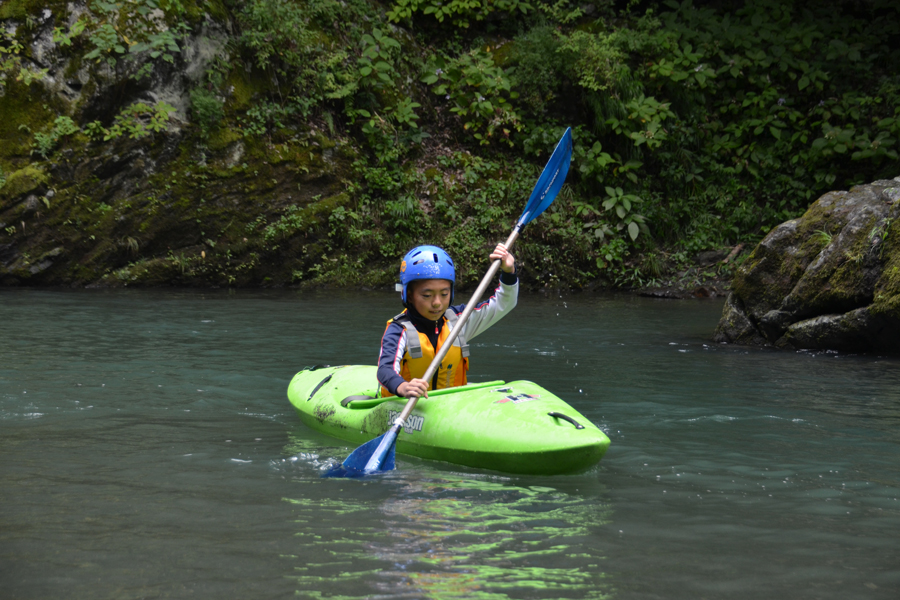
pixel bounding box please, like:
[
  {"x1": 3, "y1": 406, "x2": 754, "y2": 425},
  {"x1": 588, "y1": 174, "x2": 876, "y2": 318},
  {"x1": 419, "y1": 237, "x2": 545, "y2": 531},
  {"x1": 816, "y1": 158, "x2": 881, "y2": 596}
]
[
  {"x1": 517, "y1": 127, "x2": 573, "y2": 228},
  {"x1": 322, "y1": 429, "x2": 397, "y2": 478}
]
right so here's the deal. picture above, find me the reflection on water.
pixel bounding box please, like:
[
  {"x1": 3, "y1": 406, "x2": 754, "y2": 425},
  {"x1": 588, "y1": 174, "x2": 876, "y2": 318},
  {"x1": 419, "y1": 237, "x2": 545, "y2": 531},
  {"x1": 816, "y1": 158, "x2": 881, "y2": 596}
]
[{"x1": 282, "y1": 434, "x2": 611, "y2": 599}]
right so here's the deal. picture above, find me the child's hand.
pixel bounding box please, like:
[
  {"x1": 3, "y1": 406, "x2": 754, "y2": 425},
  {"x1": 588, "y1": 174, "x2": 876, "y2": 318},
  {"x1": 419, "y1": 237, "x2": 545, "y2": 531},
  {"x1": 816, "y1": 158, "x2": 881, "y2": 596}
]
[
  {"x1": 490, "y1": 243, "x2": 515, "y2": 273},
  {"x1": 397, "y1": 378, "x2": 429, "y2": 399}
]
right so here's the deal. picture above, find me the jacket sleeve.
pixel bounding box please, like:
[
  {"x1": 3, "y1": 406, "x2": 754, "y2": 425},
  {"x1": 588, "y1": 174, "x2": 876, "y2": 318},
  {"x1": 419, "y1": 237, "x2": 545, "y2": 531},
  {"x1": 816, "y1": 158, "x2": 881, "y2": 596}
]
[
  {"x1": 450, "y1": 276, "x2": 518, "y2": 341},
  {"x1": 377, "y1": 322, "x2": 408, "y2": 395}
]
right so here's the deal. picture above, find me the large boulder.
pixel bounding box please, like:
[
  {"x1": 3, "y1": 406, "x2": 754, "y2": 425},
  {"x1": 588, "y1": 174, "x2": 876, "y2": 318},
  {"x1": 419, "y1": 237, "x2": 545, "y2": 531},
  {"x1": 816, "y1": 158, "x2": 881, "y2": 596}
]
[{"x1": 714, "y1": 177, "x2": 900, "y2": 353}]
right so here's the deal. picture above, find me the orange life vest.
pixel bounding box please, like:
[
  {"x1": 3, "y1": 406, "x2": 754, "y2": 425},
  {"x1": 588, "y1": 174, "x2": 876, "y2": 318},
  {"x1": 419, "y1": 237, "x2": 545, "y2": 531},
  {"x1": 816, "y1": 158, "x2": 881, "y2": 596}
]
[{"x1": 380, "y1": 311, "x2": 469, "y2": 398}]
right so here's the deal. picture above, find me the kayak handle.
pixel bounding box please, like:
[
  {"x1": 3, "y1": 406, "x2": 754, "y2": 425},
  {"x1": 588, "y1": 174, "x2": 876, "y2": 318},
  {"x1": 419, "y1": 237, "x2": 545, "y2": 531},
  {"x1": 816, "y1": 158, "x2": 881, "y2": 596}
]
[
  {"x1": 308, "y1": 374, "x2": 333, "y2": 401},
  {"x1": 548, "y1": 411, "x2": 584, "y2": 430},
  {"x1": 341, "y1": 394, "x2": 376, "y2": 407}
]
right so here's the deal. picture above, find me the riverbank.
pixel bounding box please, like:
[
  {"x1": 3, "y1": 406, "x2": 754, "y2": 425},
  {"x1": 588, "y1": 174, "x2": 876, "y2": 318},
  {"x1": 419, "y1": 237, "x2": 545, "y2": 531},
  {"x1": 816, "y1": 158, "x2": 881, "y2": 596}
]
[{"x1": 3, "y1": 1, "x2": 895, "y2": 292}]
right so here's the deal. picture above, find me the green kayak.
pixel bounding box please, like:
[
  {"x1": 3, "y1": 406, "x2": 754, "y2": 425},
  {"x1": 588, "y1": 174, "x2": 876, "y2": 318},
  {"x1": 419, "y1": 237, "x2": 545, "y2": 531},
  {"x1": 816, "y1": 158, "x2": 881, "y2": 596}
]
[{"x1": 287, "y1": 365, "x2": 610, "y2": 475}]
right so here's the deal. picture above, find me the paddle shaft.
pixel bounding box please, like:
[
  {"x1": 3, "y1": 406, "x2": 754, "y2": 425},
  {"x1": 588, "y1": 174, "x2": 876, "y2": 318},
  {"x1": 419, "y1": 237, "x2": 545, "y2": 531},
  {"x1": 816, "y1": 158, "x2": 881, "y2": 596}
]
[{"x1": 391, "y1": 228, "x2": 521, "y2": 427}]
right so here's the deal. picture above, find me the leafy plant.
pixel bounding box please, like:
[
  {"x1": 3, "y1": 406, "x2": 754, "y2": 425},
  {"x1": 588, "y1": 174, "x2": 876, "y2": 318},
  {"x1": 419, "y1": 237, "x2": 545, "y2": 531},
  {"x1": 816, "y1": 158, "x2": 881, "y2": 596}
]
[
  {"x1": 508, "y1": 25, "x2": 567, "y2": 117},
  {"x1": 237, "y1": 0, "x2": 351, "y2": 117},
  {"x1": 576, "y1": 139, "x2": 618, "y2": 182},
  {"x1": 82, "y1": 120, "x2": 106, "y2": 141},
  {"x1": 558, "y1": 29, "x2": 628, "y2": 93},
  {"x1": 384, "y1": 194, "x2": 420, "y2": 221},
  {"x1": 357, "y1": 28, "x2": 401, "y2": 90},
  {"x1": 237, "y1": 104, "x2": 278, "y2": 138},
  {"x1": 1, "y1": 33, "x2": 47, "y2": 87},
  {"x1": 423, "y1": 49, "x2": 521, "y2": 144},
  {"x1": 812, "y1": 229, "x2": 834, "y2": 246},
  {"x1": 84, "y1": 22, "x2": 126, "y2": 67},
  {"x1": 103, "y1": 102, "x2": 177, "y2": 140},
  {"x1": 52, "y1": 19, "x2": 86, "y2": 47},
  {"x1": 57, "y1": 0, "x2": 190, "y2": 79},
  {"x1": 190, "y1": 88, "x2": 225, "y2": 141},
  {"x1": 602, "y1": 186, "x2": 649, "y2": 241},
  {"x1": 605, "y1": 95, "x2": 675, "y2": 150},
  {"x1": 32, "y1": 116, "x2": 80, "y2": 158},
  {"x1": 868, "y1": 218, "x2": 893, "y2": 259},
  {"x1": 387, "y1": 0, "x2": 533, "y2": 28}
]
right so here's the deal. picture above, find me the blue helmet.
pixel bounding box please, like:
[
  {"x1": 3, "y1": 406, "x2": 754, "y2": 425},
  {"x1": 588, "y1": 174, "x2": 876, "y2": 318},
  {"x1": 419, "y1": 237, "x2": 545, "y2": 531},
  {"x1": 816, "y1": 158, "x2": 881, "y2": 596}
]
[{"x1": 399, "y1": 245, "x2": 455, "y2": 304}]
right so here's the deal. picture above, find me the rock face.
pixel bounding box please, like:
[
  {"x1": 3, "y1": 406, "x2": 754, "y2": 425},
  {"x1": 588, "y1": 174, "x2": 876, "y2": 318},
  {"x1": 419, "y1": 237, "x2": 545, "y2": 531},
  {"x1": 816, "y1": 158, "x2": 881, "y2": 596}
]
[
  {"x1": 0, "y1": 4, "x2": 353, "y2": 288},
  {"x1": 714, "y1": 177, "x2": 900, "y2": 353}
]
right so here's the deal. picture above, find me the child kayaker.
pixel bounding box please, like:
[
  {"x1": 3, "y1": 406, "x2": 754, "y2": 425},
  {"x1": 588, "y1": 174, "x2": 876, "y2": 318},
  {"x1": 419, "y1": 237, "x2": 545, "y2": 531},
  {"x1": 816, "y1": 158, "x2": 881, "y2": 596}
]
[{"x1": 377, "y1": 244, "x2": 518, "y2": 399}]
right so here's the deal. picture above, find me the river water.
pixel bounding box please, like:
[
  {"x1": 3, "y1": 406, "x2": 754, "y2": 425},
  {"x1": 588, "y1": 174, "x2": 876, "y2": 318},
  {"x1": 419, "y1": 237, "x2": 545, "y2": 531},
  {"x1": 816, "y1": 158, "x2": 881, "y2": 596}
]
[{"x1": 2, "y1": 288, "x2": 898, "y2": 599}]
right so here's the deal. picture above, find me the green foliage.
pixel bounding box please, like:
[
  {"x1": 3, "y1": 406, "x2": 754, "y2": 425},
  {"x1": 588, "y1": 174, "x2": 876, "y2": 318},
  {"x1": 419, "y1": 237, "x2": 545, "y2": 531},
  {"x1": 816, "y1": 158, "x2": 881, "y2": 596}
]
[
  {"x1": 1, "y1": 32, "x2": 47, "y2": 87},
  {"x1": 357, "y1": 28, "x2": 402, "y2": 90},
  {"x1": 190, "y1": 88, "x2": 225, "y2": 140},
  {"x1": 55, "y1": 0, "x2": 191, "y2": 78},
  {"x1": 384, "y1": 194, "x2": 421, "y2": 222},
  {"x1": 388, "y1": 0, "x2": 533, "y2": 28},
  {"x1": 85, "y1": 102, "x2": 177, "y2": 140},
  {"x1": 870, "y1": 217, "x2": 893, "y2": 259},
  {"x1": 533, "y1": 0, "x2": 593, "y2": 24},
  {"x1": 52, "y1": 17, "x2": 86, "y2": 47},
  {"x1": 507, "y1": 25, "x2": 566, "y2": 117},
  {"x1": 31, "y1": 116, "x2": 79, "y2": 158},
  {"x1": 515, "y1": 0, "x2": 900, "y2": 274},
  {"x1": 233, "y1": 0, "x2": 426, "y2": 163},
  {"x1": 84, "y1": 22, "x2": 126, "y2": 67},
  {"x1": 558, "y1": 29, "x2": 627, "y2": 93},
  {"x1": 7, "y1": 0, "x2": 900, "y2": 290},
  {"x1": 82, "y1": 120, "x2": 107, "y2": 141},
  {"x1": 601, "y1": 186, "x2": 648, "y2": 241},
  {"x1": 575, "y1": 139, "x2": 618, "y2": 182},
  {"x1": 813, "y1": 229, "x2": 833, "y2": 246},
  {"x1": 237, "y1": 0, "x2": 349, "y2": 116},
  {"x1": 263, "y1": 204, "x2": 310, "y2": 242},
  {"x1": 355, "y1": 101, "x2": 425, "y2": 164},
  {"x1": 424, "y1": 49, "x2": 520, "y2": 144},
  {"x1": 346, "y1": 27, "x2": 426, "y2": 161},
  {"x1": 605, "y1": 95, "x2": 675, "y2": 150},
  {"x1": 237, "y1": 102, "x2": 294, "y2": 138}
]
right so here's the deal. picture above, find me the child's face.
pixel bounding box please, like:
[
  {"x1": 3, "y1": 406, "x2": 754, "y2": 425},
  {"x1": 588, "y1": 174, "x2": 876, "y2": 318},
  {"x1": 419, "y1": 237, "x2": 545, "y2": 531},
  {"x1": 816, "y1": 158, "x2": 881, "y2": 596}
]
[{"x1": 409, "y1": 279, "x2": 452, "y2": 320}]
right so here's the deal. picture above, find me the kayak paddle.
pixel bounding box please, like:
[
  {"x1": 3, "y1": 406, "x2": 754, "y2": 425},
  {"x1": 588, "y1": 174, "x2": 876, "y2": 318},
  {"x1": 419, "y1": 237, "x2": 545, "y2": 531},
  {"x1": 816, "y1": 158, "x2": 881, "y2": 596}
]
[{"x1": 325, "y1": 127, "x2": 573, "y2": 477}]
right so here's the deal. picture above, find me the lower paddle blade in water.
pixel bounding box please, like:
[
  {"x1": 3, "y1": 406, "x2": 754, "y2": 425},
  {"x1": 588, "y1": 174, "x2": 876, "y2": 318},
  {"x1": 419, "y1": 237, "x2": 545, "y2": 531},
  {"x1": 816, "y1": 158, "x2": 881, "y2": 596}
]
[{"x1": 321, "y1": 433, "x2": 397, "y2": 478}]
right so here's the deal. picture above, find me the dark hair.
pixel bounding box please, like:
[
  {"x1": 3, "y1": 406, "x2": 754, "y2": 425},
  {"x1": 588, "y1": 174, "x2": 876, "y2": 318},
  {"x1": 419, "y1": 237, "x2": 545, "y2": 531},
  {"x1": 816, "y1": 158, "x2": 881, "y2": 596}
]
[{"x1": 405, "y1": 278, "x2": 452, "y2": 304}]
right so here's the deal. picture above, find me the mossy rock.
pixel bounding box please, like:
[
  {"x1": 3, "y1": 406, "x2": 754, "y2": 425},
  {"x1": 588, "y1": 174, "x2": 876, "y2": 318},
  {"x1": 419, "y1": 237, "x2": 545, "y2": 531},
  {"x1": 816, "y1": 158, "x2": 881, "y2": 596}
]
[
  {"x1": 783, "y1": 307, "x2": 900, "y2": 353},
  {"x1": 0, "y1": 0, "x2": 68, "y2": 20},
  {"x1": 225, "y1": 64, "x2": 270, "y2": 111},
  {"x1": 717, "y1": 178, "x2": 900, "y2": 353},
  {"x1": 731, "y1": 218, "x2": 805, "y2": 321},
  {"x1": 262, "y1": 192, "x2": 350, "y2": 242},
  {"x1": 206, "y1": 126, "x2": 243, "y2": 152},
  {"x1": 0, "y1": 165, "x2": 48, "y2": 204},
  {"x1": 780, "y1": 190, "x2": 892, "y2": 318},
  {"x1": 100, "y1": 257, "x2": 182, "y2": 287},
  {"x1": 869, "y1": 215, "x2": 900, "y2": 318},
  {"x1": 0, "y1": 83, "x2": 60, "y2": 159}
]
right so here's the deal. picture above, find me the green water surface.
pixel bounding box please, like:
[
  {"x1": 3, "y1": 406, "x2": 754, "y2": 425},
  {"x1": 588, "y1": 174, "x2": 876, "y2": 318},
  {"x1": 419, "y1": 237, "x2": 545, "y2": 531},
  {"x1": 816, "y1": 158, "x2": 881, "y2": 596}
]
[{"x1": 1, "y1": 288, "x2": 898, "y2": 599}]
